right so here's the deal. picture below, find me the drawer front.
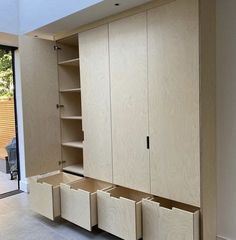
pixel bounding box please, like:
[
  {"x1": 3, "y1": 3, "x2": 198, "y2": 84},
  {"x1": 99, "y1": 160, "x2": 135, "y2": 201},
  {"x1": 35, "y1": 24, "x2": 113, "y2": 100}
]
[
  {"x1": 29, "y1": 172, "x2": 81, "y2": 220},
  {"x1": 97, "y1": 190, "x2": 141, "y2": 240},
  {"x1": 29, "y1": 179, "x2": 55, "y2": 220},
  {"x1": 60, "y1": 184, "x2": 93, "y2": 231},
  {"x1": 142, "y1": 199, "x2": 199, "y2": 240},
  {"x1": 60, "y1": 178, "x2": 113, "y2": 231}
]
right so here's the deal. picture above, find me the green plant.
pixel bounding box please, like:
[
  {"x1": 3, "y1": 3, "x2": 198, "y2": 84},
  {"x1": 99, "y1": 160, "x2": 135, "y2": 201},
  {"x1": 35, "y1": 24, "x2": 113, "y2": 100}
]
[{"x1": 0, "y1": 49, "x2": 13, "y2": 99}]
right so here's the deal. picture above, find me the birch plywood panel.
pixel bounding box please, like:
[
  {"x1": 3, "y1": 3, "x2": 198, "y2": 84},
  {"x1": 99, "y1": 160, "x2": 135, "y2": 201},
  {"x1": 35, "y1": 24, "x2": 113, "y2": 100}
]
[
  {"x1": 29, "y1": 172, "x2": 81, "y2": 220},
  {"x1": 60, "y1": 178, "x2": 112, "y2": 231},
  {"x1": 61, "y1": 147, "x2": 83, "y2": 169},
  {"x1": 142, "y1": 198, "x2": 199, "y2": 240},
  {"x1": 79, "y1": 25, "x2": 113, "y2": 182},
  {"x1": 60, "y1": 183, "x2": 92, "y2": 230},
  {"x1": 148, "y1": 0, "x2": 200, "y2": 206},
  {"x1": 199, "y1": 0, "x2": 216, "y2": 238},
  {"x1": 19, "y1": 36, "x2": 61, "y2": 177},
  {"x1": 29, "y1": 178, "x2": 55, "y2": 220},
  {"x1": 109, "y1": 13, "x2": 150, "y2": 192},
  {"x1": 58, "y1": 65, "x2": 80, "y2": 90},
  {"x1": 97, "y1": 187, "x2": 149, "y2": 240}
]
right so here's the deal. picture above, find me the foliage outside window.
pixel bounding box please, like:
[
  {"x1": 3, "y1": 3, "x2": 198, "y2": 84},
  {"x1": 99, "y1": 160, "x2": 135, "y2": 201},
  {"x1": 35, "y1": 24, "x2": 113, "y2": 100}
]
[{"x1": 0, "y1": 49, "x2": 13, "y2": 100}]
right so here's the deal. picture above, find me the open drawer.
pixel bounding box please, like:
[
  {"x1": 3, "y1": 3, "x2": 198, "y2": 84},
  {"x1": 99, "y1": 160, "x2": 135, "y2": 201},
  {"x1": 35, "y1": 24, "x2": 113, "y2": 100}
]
[
  {"x1": 142, "y1": 197, "x2": 200, "y2": 240},
  {"x1": 60, "y1": 178, "x2": 112, "y2": 231},
  {"x1": 29, "y1": 172, "x2": 81, "y2": 220},
  {"x1": 97, "y1": 186, "x2": 151, "y2": 240}
]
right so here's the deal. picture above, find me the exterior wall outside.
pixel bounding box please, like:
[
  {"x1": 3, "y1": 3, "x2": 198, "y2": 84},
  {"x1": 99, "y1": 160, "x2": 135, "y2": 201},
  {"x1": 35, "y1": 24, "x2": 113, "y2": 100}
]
[{"x1": 0, "y1": 99, "x2": 15, "y2": 157}]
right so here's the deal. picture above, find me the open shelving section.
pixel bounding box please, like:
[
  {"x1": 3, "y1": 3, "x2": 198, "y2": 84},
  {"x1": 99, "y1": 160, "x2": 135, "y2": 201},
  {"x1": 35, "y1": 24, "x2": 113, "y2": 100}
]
[{"x1": 56, "y1": 34, "x2": 84, "y2": 176}]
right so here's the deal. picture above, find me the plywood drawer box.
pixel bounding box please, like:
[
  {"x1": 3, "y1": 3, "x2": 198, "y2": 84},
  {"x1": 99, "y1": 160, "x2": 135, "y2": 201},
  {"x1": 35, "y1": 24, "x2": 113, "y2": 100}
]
[
  {"x1": 60, "y1": 178, "x2": 113, "y2": 231},
  {"x1": 29, "y1": 172, "x2": 81, "y2": 220},
  {"x1": 142, "y1": 197, "x2": 200, "y2": 240},
  {"x1": 97, "y1": 186, "x2": 151, "y2": 240}
]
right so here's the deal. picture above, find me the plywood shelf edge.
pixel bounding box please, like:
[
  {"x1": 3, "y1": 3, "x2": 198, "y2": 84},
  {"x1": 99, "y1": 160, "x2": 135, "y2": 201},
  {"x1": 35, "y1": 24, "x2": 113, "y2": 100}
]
[
  {"x1": 60, "y1": 88, "x2": 81, "y2": 93},
  {"x1": 61, "y1": 116, "x2": 82, "y2": 120},
  {"x1": 58, "y1": 58, "x2": 80, "y2": 66},
  {"x1": 62, "y1": 141, "x2": 83, "y2": 149}
]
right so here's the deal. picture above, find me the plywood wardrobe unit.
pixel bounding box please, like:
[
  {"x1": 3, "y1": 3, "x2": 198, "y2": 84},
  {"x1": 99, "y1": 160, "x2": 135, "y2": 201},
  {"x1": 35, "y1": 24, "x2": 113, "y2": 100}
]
[{"x1": 20, "y1": 0, "x2": 216, "y2": 239}]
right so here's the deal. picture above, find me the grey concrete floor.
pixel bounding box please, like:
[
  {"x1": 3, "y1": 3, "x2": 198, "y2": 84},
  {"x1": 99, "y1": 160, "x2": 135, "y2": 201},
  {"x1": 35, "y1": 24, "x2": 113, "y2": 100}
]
[
  {"x1": 0, "y1": 193, "x2": 120, "y2": 240},
  {"x1": 0, "y1": 171, "x2": 18, "y2": 194}
]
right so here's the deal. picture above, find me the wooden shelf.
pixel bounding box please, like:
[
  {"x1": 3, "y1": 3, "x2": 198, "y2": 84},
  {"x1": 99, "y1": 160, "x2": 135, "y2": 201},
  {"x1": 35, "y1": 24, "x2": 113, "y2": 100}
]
[
  {"x1": 63, "y1": 163, "x2": 84, "y2": 175},
  {"x1": 62, "y1": 141, "x2": 83, "y2": 149},
  {"x1": 60, "y1": 88, "x2": 81, "y2": 93},
  {"x1": 58, "y1": 58, "x2": 79, "y2": 66},
  {"x1": 61, "y1": 116, "x2": 82, "y2": 120}
]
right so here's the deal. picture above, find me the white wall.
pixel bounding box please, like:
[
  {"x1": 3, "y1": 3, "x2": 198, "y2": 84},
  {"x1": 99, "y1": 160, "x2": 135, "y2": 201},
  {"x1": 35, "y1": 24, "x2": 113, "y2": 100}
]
[
  {"x1": 19, "y1": 0, "x2": 103, "y2": 34},
  {"x1": 14, "y1": 50, "x2": 28, "y2": 192},
  {"x1": 0, "y1": 0, "x2": 19, "y2": 34},
  {"x1": 217, "y1": 0, "x2": 236, "y2": 239}
]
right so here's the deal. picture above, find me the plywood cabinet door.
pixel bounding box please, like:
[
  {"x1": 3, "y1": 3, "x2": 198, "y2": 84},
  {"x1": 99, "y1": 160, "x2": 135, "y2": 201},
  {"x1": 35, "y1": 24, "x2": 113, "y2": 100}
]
[
  {"x1": 19, "y1": 36, "x2": 61, "y2": 177},
  {"x1": 79, "y1": 25, "x2": 113, "y2": 182},
  {"x1": 148, "y1": 0, "x2": 200, "y2": 206},
  {"x1": 109, "y1": 13, "x2": 150, "y2": 192}
]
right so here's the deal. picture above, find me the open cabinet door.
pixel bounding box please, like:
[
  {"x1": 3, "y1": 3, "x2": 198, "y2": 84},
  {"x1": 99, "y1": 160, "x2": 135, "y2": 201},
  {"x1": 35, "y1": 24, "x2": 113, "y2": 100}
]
[{"x1": 19, "y1": 36, "x2": 61, "y2": 177}]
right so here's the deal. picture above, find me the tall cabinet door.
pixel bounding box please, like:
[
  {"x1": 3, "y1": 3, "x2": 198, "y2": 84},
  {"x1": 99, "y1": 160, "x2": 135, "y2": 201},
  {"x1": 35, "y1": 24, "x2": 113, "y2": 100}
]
[
  {"x1": 19, "y1": 36, "x2": 61, "y2": 177},
  {"x1": 79, "y1": 25, "x2": 113, "y2": 182},
  {"x1": 148, "y1": 0, "x2": 200, "y2": 206},
  {"x1": 109, "y1": 13, "x2": 150, "y2": 192}
]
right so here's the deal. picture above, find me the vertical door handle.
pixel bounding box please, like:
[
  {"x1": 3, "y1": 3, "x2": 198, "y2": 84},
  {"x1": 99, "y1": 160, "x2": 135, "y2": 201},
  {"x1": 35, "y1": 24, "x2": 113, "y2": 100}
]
[{"x1": 146, "y1": 136, "x2": 150, "y2": 149}]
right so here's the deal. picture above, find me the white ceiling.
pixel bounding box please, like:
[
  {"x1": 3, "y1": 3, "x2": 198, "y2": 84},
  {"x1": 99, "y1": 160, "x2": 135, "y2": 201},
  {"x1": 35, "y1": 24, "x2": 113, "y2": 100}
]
[
  {"x1": 0, "y1": 0, "x2": 104, "y2": 36},
  {"x1": 29, "y1": 0, "x2": 151, "y2": 39},
  {"x1": 19, "y1": 0, "x2": 104, "y2": 34},
  {"x1": 0, "y1": 0, "x2": 19, "y2": 35}
]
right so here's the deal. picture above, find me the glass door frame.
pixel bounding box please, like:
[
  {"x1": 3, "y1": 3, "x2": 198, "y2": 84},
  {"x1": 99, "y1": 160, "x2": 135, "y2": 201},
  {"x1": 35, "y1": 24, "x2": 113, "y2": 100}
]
[{"x1": 0, "y1": 44, "x2": 20, "y2": 190}]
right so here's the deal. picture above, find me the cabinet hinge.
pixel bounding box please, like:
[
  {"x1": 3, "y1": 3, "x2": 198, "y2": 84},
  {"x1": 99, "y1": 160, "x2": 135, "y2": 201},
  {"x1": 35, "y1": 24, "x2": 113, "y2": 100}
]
[
  {"x1": 82, "y1": 130, "x2": 84, "y2": 141},
  {"x1": 58, "y1": 160, "x2": 66, "y2": 166},
  {"x1": 54, "y1": 45, "x2": 61, "y2": 51},
  {"x1": 56, "y1": 104, "x2": 64, "y2": 109},
  {"x1": 146, "y1": 136, "x2": 150, "y2": 149}
]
